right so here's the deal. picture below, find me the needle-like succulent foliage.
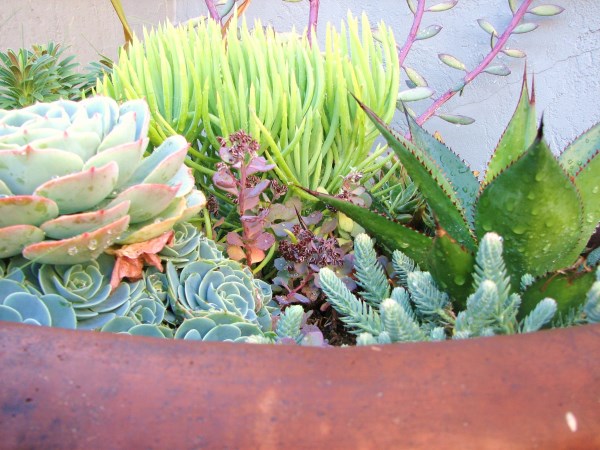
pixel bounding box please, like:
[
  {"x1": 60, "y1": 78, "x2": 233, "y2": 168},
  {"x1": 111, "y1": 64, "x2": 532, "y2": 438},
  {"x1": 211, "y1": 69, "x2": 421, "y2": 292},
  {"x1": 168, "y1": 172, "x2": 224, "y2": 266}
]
[
  {"x1": 0, "y1": 96, "x2": 206, "y2": 265},
  {"x1": 98, "y1": 13, "x2": 400, "y2": 194},
  {"x1": 320, "y1": 232, "x2": 575, "y2": 344}
]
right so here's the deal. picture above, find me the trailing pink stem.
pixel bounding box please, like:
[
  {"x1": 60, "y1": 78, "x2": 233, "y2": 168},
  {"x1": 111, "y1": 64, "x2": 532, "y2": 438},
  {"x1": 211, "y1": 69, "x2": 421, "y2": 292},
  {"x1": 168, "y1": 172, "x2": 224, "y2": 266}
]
[
  {"x1": 205, "y1": 0, "x2": 222, "y2": 24},
  {"x1": 397, "y1": 0, "x2": 426, "y2": 69},
  {"x1": 415, "y1": 0, "x2": 534, "y2": 126},
  {"x1": 307, "y1": 0, "x2": 320, "y2": 46}
]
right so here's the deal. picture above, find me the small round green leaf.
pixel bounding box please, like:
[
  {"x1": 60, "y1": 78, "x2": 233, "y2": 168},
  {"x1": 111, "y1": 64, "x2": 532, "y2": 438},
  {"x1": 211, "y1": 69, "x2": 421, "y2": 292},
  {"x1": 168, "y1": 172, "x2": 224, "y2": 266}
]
[
  {"x1": 427, "y1": 0, "x2": 458, "y2": 12},
  {"x1": 416, "y1": 25, "x2": 442, "y2": 40},
  {"x1": 484, "y1": 65, "x2": 511, "y2": 76},
  {"x1": 398, "y1": 87, "x2": 434, "y2": 102},
  {"x1": 439, "y1": 54, "x2": 467, "y2": 71},
  {"x1": 437, "y1": 114, "x2": 475, "y2": 125},
  {"x1": 502, "y1": 48, "x2": 526, "y2": 58},
  {"x1": 404, "y1": 67, "x2": 428, "y2": 87},
  {"x1": 477, "y1": 19, "x2": 497, "y2": 36},
  {"x1": 527, "y1": 4, "x2": 565, "y2": 16},
  {"x1": 512, "y1": 23, "x2": 539, "y2": 34}
]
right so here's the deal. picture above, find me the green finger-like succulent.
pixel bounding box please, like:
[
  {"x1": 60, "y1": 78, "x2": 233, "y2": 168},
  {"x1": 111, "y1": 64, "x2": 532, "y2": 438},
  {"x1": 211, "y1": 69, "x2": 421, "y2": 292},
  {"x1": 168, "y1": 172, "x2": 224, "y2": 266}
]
[
  {"x1": 98, "y1": 13, "x2": 400, "y2": 194},
  {"x1": 0, "y1": 96, "x2": 206, "y2": 264},
  {"x1": 312, "y1": 75, "x2": 599, "y2": 316}
]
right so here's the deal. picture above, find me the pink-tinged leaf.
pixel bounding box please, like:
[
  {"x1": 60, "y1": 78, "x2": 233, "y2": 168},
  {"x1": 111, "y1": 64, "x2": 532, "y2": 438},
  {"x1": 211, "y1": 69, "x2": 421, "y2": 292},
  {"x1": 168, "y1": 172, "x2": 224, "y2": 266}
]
[
  {"x1": 227, "y1": 245, "x2": 246, "y2": 261},
  {"x1": 240, "y1": 181, "x2": 270, "y2": 211},
  {"x1": 212, "y1": 170, "x2": 238, "y2": 196},
  {"x1": 107, "y1": 231, "x2": 174, "y2": 289},
  {"x1": 226, "y1": 231, "x2": 244, "y2": 246},
  {"x1": 219, "y1": 145, "x2": 239, "y2": 165},
  {"x1": 246, "y1": 156, "x2": 276, "y2": 175},
  {"x1": 247, "y1": 246, "x2": 266, "y2": 264},
  {"x1": 253, "y1": 231, "x2": 275, "y2": 251},
  {"x1": 241, "y1": 210, "x2": 270, "y2": 239}
]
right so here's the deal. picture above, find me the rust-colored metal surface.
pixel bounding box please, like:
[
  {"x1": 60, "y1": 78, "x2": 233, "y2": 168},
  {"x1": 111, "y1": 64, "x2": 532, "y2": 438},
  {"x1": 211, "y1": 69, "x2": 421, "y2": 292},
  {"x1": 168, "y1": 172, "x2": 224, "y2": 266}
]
[{"x1": 0, "y1": 323, "x2": 599, "y2": 449}]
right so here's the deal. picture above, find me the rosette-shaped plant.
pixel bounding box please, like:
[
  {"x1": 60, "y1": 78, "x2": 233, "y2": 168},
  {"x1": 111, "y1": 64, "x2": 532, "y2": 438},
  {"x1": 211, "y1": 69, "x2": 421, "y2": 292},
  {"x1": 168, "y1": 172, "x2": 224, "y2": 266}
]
[
  {"x1": 30, "y1": 254, "x2": 132, "y2": 329},
  {"x1": 174, "y1": 314, "x2": 265, "y2": 342},
  {"x1": 158, "y1": 221, "x2": 203, "y2": 268},
  {"x1": 0, "y1": 273, "x2": 76, "y2": 328},
  {"x1": 0, "y1": 96, "x2": 206, "y2": 264},
  {"x1": 167, "y1": 259, "x2": 273, "y2": 331}
]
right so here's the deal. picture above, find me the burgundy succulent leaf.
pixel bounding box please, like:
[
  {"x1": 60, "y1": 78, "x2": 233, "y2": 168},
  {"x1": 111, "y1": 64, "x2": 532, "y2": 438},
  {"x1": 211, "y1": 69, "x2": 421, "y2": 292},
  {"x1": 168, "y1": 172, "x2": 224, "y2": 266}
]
[{"x1": 212, "y1": 168, "x2": 239, "y2": 196}]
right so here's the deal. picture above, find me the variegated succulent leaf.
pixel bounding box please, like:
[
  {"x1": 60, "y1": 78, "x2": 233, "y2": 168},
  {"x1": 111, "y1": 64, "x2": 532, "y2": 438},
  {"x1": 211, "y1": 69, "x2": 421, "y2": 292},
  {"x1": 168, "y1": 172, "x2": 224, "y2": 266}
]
[{"x1": 0, "y1": 97, "x2": 206, "y2": 264}]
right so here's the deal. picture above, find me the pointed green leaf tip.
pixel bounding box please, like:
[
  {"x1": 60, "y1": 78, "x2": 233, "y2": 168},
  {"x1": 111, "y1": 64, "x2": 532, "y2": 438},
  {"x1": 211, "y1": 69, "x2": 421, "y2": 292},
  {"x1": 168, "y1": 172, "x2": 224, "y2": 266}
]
[
  {"x1": 475, "y1": 128, "x2": 584, "y2": 283},
  {"x1": 484, "y1": 72, "x2": 537, "y2": 184},
  {"x1": 353, "y1": 94, "x2": 476, "y2": 251},
  {"x1": 302, "y1": 188, "x2": 433, "y2": 267}
]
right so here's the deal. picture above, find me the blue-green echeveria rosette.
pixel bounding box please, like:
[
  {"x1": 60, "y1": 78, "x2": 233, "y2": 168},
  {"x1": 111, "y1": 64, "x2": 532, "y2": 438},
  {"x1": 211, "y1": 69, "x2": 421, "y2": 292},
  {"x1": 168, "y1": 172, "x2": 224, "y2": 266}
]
[
  {"x1": 0, "y1": 96, "x2": 206, "y2": 265},
  {"x1": 167, "y1": 257, "x2": 273, "y2": 331},
  {"x1": 31, "y1": 254, "x2": 131, "y2": 329},
  {"x1": 158, "y1": 221, "x2": 203, "y2": 268},
  {"x1": 0, "y1": 268, "x2": 77, "y2": 328}
]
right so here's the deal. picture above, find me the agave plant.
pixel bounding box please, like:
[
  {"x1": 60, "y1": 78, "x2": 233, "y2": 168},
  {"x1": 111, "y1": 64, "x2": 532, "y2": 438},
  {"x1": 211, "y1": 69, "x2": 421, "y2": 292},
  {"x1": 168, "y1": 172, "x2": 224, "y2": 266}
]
[
  {"x1": 0, "y1": 96, "x2": 206, "y2": 265},
  {"x1": 98, "y1": 13, "x2": 400, "y2": 194},
  {"x1": 312, "y1": 75, "x2": 599, "y2": 317}
]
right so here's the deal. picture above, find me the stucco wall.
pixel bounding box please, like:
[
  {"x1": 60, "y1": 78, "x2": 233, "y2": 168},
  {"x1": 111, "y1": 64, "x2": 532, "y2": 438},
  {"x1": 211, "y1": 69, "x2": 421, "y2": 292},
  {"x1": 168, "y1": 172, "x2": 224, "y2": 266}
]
[{"x1": 1, "y1": 1, "x2": 598, "y2": 170}]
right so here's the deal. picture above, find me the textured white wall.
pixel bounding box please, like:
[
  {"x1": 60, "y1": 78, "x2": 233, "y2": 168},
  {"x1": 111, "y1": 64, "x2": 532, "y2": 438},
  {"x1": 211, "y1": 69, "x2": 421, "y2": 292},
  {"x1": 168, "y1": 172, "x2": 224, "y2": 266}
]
[{"x1": 1, "y1": 0, "x2": 598, "y2": 170}]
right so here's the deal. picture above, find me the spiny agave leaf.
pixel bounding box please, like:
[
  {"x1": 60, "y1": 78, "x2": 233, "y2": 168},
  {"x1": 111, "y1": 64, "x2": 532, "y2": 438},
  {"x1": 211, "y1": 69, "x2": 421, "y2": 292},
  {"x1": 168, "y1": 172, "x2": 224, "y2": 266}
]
[
  {"x1": 512, "y1": 23, "x2": 539, "y2": 34},
  {"x1": 34, "y1": 162, "x2": 119, "y2": 214},
  {"x1": 416, "y1": 25, "x2": 442, "y2": 40},
  {"x1": 355, "y1": 95, "x2": 476, "y2": 250},
  {"x1": 427, "y1": 228, "x2": 475, "y2": 307},
  {"x1": 477, "y1": 19, "x2": 497, "y2": 36},
  {"x1": 476, "y1": 132, "x2": 584, "y2": 284},
  {"x1": 484, "y1": 73, "x2": 536, "y2": 183},
  {"x1": 41, "y1": 201, "x2": 131, "y2": 240},
  {"x1": 502, "y1": 48, "x2": 526, "y2": 58},
  {"x1": 407, "y1": 114, "x2": 479, "y2": 227},
  {"x1": 404, "y1": 67, "x2": 428, "y2": 87},
  {"x1": 439, "y1": 53, "x2": 467, "y2": 71},
  {"x1": 483, "y1": 65, "x2": 511, "y2": 76},
  {"x1": 570, "y1": 150, "x2": 600, "y2": 244},
  {"x1": 398, "y1": 87, "x2": 434, "y2": 102},
  {"x1": 0, "y1": 224, "x2": 45, "y2": 258},
  {"x1": 436, "y1": 114, "x2": 475, "y2": 125},
  {"x1": 304, "y1": 189, "x2": 433, "y2": 267},
  {"x1": 0, "y1": 195, "x2": 58, "y2": 227},
  {"x1": 107, "y1": 183, "x2": 178, "y2": 223},
  {"x1": 22, "y1": 215, "x2": 130, "y2": 264},
  {"x1": 527, "y1": 4, "x2": 565, "y2": 16},
  {"x1": 519, "y1": 271, "x2": 596, "y2": 319},
  {"x1": 559, "y1": 123, "x2": 600, "y2": 177},
  {"x1": 427, "y1": 0, "x2": 458, "y2": 12}
]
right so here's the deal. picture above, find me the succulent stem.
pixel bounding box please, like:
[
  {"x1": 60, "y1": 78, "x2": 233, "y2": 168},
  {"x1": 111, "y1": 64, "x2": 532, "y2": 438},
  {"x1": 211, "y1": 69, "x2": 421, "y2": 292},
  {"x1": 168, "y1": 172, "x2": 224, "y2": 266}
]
[
  {"x1": 397, "y1": 0, "x2": 426, "y2": 68},
  {"x1": 307, "y1": 0, "x2": 320, "y2": 46},
  {"x1": 204, "y1": 0, "x2": 222, "y2": 24},
  {"x1": 416, "y1": 0, "x2": 534, "y2": 126}
]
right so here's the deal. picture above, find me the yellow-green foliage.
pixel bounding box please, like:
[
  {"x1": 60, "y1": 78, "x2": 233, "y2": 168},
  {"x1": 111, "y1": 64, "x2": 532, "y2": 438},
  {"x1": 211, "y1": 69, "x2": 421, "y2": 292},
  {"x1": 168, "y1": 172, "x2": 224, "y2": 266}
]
[{"x1": 98, "y1": 13, "x2": 400, "y2": 193}]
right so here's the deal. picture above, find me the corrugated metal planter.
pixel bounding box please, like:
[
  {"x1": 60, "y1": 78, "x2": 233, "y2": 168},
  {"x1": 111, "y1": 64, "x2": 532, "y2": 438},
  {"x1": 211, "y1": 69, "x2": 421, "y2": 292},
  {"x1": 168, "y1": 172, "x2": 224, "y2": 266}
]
[{"x1": 0, "y1": 322, "x2": 599, "y2": 449}]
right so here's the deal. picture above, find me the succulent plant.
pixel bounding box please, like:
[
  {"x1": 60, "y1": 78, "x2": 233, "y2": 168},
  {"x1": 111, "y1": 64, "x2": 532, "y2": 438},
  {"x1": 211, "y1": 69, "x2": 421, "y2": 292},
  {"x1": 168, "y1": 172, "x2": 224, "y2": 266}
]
[
  {"x1": 174, "y1": 314, "x2": 265, "y2": 342},
  {"x1": 98, "y1": 13, "x2": 400, "y2": 194},
  {"x1": 0, "y1": 43, "x2": 89, "y2": 110},
  {"x1": 0, "y1": 96, "x2": 206, "y2": 265},
  {"x1": 166, "y1": 259, "x2": 273, "y2": 331},
  {"x1": 320, "y1": 233, "x2": 564, "y2": 344},
  {"x1": 0, "y1": 272, "x2": 77, "y2": 328},
  {"x1": 312, "y1": 75, "x2": 599, "y2": 317}
]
